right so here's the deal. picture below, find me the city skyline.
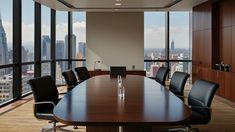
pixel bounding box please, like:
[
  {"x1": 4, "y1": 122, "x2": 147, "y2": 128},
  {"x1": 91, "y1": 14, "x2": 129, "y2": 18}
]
[{"x1": 0, "y1": 0, "x2": 189, "y2": 51}]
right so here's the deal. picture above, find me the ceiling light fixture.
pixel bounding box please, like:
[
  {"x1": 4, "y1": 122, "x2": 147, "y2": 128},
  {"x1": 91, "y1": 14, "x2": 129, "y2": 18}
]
[
  {"x1": 115, "y1": 3, "x2": 122, "y2": 6},
  {"x1": 116, "y1": 0, "x2": 122, "y2": 1}
]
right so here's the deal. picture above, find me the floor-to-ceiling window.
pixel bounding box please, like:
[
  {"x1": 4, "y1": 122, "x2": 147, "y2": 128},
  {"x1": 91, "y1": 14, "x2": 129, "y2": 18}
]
[
  {"x1": 55, "y1": 11, "x2": 68, "y2": 85},
  {"x1": 0, "y1": 0, "x2": 13, "y2": 104},
  {"x1": 144, "y1": 11, "x2": 192, "y2": 80},
  {"x1": 21, "y1": 0, "x2": 34, "y2": 95},
  {"x1": 0, "y1": 1, "x2": 87, "y2": 106},
  {"x1": 41, "y1": 5, "x2": 51, "y2": 76},
  {"x1": 144, "y1": 12, "x2": 166, "y2": 77},
  {"x1": 169, "y1": 12, "x2": 192, "y2": 80},
  {"x1": 72, "y1": 12, "x2": 86, "y2": 69}
]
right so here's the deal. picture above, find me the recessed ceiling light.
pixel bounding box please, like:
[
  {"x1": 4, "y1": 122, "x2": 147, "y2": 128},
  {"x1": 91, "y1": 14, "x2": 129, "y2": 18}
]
[
  {"x1": 116, "y1": 0, "x2": 122, "y2": 1},
  {"x1": 115, "y1": 3, "x2": 122, "y2": 6}
]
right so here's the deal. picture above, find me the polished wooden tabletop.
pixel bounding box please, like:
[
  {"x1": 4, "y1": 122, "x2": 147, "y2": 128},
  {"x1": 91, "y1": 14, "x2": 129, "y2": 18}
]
[{"x1": 54, "y1": 75, "x2": 191, "y2": 126}]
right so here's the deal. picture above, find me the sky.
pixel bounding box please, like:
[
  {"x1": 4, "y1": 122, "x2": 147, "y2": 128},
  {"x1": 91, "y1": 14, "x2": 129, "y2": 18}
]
[{"x1": 0, "y1": 0, "x2": 190, "y2": 51}]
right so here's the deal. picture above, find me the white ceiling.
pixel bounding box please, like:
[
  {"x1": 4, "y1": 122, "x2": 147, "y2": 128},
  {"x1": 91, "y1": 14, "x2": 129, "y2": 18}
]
[{"x1": 34, "y1": 0, "x2": 208, "y2": 12}]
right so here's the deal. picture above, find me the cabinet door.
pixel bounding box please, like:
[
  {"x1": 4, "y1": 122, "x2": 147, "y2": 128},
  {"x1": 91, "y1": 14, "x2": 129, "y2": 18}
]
[
  {"x1": 212, "y1": 70, "x2": 225, "y2": 96},
  {"x1": 231, "y1": 73, "x2": 235, "y2": 101},
  {"x1": 224, "y1": 72, "x2": 232, "y2": 99}
]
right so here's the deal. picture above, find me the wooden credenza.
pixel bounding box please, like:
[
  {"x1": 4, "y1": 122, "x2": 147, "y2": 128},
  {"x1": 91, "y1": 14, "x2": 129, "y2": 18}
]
[{"x1": 89, "y1": 70, "x2": 146, "y2": 77}]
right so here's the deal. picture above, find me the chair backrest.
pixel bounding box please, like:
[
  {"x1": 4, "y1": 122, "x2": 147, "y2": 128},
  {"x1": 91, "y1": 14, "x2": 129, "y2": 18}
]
[
  {"x1": 62, "y1": 70, "x2": 78, "y2": 87},
  {"x1": 28, "y1": 76, "x2": 59, "y2": 103},
  {"x1": 74, "y1": 67, "x2": 90, "y2": 81},
  {"x1": 155, "y1": 67, "x2": 170, "y2": 86},
  {"x1": 110, "y1": 66, "x2": 126, "y2": 77},
  {"x1": 169, "y1": 71, "x2": 190, "y2": 96},
  {"x1": 188, "y1": 80, "x2": 219, "y2": 108}
]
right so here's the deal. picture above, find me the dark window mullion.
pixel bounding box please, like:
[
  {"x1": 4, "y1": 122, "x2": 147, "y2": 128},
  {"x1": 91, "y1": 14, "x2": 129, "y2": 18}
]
[
  {"x1": 68, "y1": 12, "x2": 72, "y2": 69},
  {"x1": 165, "y1": 11, "x2": 170, "y2": 69},
  {"x1": 34, "y1": 2, "x2": 41, "y2": 77},
  {"x1": 51, "y1": 9, "x2": 56, "y2": 80},
  {"x1": 13, "y1": 0, "x2": 22, "y2": 99}
]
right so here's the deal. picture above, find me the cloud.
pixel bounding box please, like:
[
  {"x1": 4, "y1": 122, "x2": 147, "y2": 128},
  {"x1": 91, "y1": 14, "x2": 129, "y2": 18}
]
[
  {"x1": 144, "y1": 26, "x2": 165, "y2": 49},
  {"x1": 145, "y1": 25, "x2": 190, "y2": 49},
  {"x1": 3, "y1": 20, "x2": 189, "y2": 50},
  {"x1": 22, "y1": 23, "x2": 34, "y2": 44},
  {"x1": 2, "y1": 21, "x2": 13, "y2": 46},
  {"x1": 73, "y1": 21, "x2": 86, "y2": 42},
  {"x1": 2, "y1": 20, "x2": 86, "y2": 49}
]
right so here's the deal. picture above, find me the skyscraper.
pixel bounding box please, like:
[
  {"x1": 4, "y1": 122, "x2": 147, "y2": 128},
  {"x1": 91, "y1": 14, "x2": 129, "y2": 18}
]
[
  {"x1": 78, "y1": 42, "x2": 86, "y2": 66},
  {"x1": 41, "y1": 35, "x2": 50, "y2": 60},
  {"x1": 78, "y1": 42, "x2": 86, "y2": 58},
  {"x1": 65, "y1": 34, "x2": 76, "y2": 68},
  {"x1": 0, "y1": 12, "x2": 9, "y2": 76},
  {"x1": 171, "y1": 40, "x2": 175, "y2": 50},
  {"x1": 56, "y1": 40, "x2": 64, "y2": 71}
]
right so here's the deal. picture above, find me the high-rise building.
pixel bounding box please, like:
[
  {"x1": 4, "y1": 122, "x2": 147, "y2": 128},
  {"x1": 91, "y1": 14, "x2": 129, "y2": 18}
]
[
  {"x1": 56, "y1": 40, "x2": 64, "y2": 71},
  {"x1": 41, "y1": 35, "x2": 50, "y2": 60},
  {"x1": 65, "y1": 34, "x2": 76, "y2": 68},
  {"x1": 0, "y1": 75, "x2": 13, "y2": 104},
  {"x1": 78, "y1": 42, "x2": 86, "y2": 59},
  {"x1": 0, "y1": 12, "x2": 9, "y2": 76},
  {"x1": 77, "y1": 42, "x2": 86, "y2": 66},
  {"x1": 171, "y1": 40, "x2": 175, "y2": 50}
]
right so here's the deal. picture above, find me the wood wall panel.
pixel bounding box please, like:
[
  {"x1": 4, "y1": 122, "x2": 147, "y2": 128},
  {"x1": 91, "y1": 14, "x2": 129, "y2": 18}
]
[
  {"x1": 220, "y1": 27, "x2": 232, "y2": 65},
  {"x1": 224, "y1": 72, "x2": 232, "y2": 99},
  {"x1": 192, "y1": 31, "x2": 199, "y2": 64},
  {"x1": 220, "y1": 0, "x2": 232, "y2": 27},
  {"x1": 203, "y1": 29, "x2": 212, "y2": 68},
  {"x1": 232, "y1": 0, "x2": 235, "y2": 25},
  {"x1": 193, "y1": 1, "x2": 212, "y2": 31},
  {"x1": 232, "y1": 26, "x2": 235, "y2": 72},
  {"x1": 231, "y1": 74, "x2": 235, "y2": 101},
  {"x1": 193, "y1": 0, "x2": 235, "y2": 102}
]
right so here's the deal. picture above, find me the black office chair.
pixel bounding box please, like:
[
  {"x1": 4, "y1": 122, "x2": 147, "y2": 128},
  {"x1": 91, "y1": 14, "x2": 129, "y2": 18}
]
[
  {"x1": 169, "y1": 71, "x2": 190, "y2": 100},
  {"x1": 74, "y1": 67, "x2": 90, "y2": 82},
  {"x1": 110, "y1": 66, "x2": 126, "y2": 77},
  {"x1": 27, "y1": 76, "x2": 64, "y2": 131},
  {"x1": 155, "y1": 67, "x2": 170, "y2": 86},
  {"x1": 170, "y1": 80, "x2": 219, "y2": 132},
  {"x1": 62, "y1": 70, "x2": 78, "y2": 90}
]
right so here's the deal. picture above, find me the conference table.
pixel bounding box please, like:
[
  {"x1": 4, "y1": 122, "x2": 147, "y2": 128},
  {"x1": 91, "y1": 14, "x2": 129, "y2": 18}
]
[{"x1": 54, "y1": 75, "x2": 191, "y2": 132}]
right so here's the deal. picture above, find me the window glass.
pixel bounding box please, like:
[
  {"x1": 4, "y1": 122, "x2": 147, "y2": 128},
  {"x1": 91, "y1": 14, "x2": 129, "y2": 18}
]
[
  {"x1": 56, "y1": 11, "x2": 68, "y2": 84},
  {"x1": 169, "y1": 62, "x2": 192, "y2": 82},
  {"x1": 169, "y1": 12, "x2": 191, "y2": 60},
  {"x1": 22, "y1": 65, "x2": 34, "y2": 95},
  {"x1": 72, "y1": 12, "x2": 86, "y2": 68},
  {"x1": 41, "y1": 5, "x2": 51, "y2": 60},
  {"x1": 22, "y1": 0, "x2": 34, "y2": 62},
  {"x1": 0, "y1": 0, "x2": 13, "y2": 65},
  {"x1": 144, "y1": 12, "x2": 166, "y2": 77},
  {"x1": 144, "y1": 62, "x2": 167, "y2": 77},
  {"x1": 42, "y1": 62, "x2": 51, "y2": 76},
  {"x1": 0, "y1": 67, "x2": 13, "y2": 104}
]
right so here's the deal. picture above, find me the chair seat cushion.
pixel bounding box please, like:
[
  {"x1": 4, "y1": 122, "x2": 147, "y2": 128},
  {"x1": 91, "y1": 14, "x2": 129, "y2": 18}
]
[
  {"x1": 189, "y1": 110, "x2": 210, "y2": 125},
  {"x1": 35, "y1": 107, "x2": 54, "y2": 120}
]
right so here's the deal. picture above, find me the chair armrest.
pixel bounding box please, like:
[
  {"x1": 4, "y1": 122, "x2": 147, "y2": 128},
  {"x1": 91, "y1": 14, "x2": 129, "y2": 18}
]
[
  {"x1": 189, "y1": 106, "x2": 210, "y2": 110},
  {"x1": 176, "y1": 95, "x2": 185, "y2": 101},
  {"x1": 148, "y1": 77, "x2": 155, "y2": 80},
  {"x1": 34, "y1": 101, "x2": 56, "y2": 107},
  {"x1": 176, "y1": 95, "x2": 185, "y2": 98}
]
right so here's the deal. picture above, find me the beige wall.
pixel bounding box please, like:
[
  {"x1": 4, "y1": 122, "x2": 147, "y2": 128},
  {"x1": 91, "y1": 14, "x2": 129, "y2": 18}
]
[{"x1": 86, "y1": 12, "x2": 144, "y2": 70}]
